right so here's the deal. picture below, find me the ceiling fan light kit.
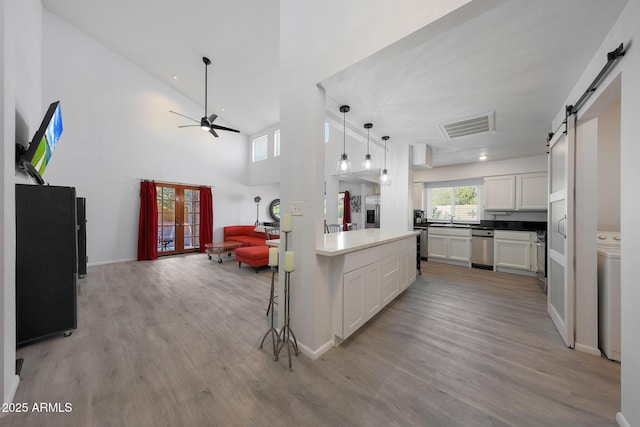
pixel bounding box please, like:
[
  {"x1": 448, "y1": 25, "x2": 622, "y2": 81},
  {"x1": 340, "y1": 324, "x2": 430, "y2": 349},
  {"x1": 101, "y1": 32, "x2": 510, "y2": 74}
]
[
  {"x1": 169, "y1": 56, "x2": 240, "y2": 138},
  {"x1": 336, "y1": 105, "x2": 353, "y2": 174}
]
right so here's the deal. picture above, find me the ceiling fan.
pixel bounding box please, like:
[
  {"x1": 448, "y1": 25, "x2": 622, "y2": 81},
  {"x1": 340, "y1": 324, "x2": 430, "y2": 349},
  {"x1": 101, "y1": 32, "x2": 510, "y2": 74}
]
[{"x1": 169, "y1": 56, "x2": 240, "y2": 138}]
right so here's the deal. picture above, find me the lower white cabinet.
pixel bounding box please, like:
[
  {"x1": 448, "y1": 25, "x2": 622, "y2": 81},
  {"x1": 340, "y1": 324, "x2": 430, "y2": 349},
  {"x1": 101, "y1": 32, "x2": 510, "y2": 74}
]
[
  {"x1": 427, "y1": 227, "x2": 471, "y2": 265},
  {"x1": 341, "y1": 236, "x2": 416, "y2": 339},
  {"x1": 494, "y1": 230, "x2": 536, "y2": 272}
]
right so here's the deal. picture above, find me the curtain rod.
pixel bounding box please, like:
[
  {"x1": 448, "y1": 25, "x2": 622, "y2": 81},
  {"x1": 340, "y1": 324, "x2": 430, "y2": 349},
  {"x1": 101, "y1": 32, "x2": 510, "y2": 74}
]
[{"x1": 141, "y1": 179, "x2": 213, "y2": 189}]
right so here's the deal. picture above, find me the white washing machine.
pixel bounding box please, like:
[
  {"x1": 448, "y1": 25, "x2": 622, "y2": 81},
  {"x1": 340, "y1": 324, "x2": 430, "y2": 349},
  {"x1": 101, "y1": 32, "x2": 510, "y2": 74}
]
[{"x1": 597, "y1": 231, "x2": 621, "y2": 362}]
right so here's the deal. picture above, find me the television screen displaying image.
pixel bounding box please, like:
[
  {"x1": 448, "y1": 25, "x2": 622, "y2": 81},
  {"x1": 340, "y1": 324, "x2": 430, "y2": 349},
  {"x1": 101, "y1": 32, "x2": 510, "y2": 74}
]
[{"x1": 24, "y1": 101, "x2": 63, "y2": 177}]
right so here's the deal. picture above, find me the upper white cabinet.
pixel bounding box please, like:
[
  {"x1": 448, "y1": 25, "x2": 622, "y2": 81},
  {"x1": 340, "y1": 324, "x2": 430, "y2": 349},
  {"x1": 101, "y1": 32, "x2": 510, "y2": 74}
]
[
  {"x1": 516, "y1": 172, "x2": 548, "y2": 210},
  {"x1": 484, "y1": 172, "x2": 548, "y2": 211},
  {"x1": 484, "y1": 175, "x2": 516, "y2": 210},
  {"x1": 413, "y1": 182, "x2": 423, "y2": 210}
]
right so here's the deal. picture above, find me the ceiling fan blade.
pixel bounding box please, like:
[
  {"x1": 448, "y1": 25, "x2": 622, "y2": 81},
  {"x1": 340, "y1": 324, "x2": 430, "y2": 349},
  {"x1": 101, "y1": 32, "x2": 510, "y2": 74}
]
[
  {"x1": 169, "y1": 110, "x2": 199, "y2": 123},
  {"x1": 209, "y1": 128, "x2": 219, "y2": 138},
  {"x1": 178, "y1": 125, "x2": 200, "y2": 128},
  {"x1": 210, "y1": 124, "x2": 240, "y2": 133},
  {"x1": 208, "y1": 113, "x2": 218, "y2": 123}
]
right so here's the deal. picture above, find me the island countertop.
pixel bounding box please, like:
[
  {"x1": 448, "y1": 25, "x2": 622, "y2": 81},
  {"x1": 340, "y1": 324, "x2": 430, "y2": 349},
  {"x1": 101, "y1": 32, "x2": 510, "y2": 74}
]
[{"x1": 316, "y1": 228, "x2": 419, "y2": 257}]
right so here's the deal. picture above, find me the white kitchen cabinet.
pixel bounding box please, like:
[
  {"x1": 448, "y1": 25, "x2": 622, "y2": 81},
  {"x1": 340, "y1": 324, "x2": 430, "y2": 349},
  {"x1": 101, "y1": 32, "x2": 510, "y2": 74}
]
[
  {"x1": 427, "y1": 234, "x2": 448, "y2": 259},
  {"x1": 381, "y1": 254, "x2": 400, "y2": 304},
  {"x1": 339, "y1": 235, "x2": 416, "y2": 340},
  {"x1": 484, "y1": 175, "x2": 516, "y2": 210},
  {"x1": 363, "y1": 263, "x2": 381, "y2": 318},
  {"x1": 413, "y1": 182, "x2": 423, "y2": 210},
  {"x1": 516, "y1": 172, "x2": 548, "y2": 210},
  {"x1": 343, "y1": 268, "x2": 366, "y2": 338},
  {"x1": 449, "y1": 236, "x2": 471, "y2": 262},
  {"x1": 427, "y1": 227, "x2": 471, "y2": 266},
  {"x1": 484, "y1": 172, "x2": 548, "y2": 211},
  {"x1": 494, "y1": 230, "x2": 536, "y2": 273}
]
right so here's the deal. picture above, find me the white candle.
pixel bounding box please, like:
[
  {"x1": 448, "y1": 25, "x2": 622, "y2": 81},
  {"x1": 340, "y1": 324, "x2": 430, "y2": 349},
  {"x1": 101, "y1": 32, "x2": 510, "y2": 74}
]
[
  {"x1": 284, "y1": 251, "x2": 295, "y2": 272},
  {"x1": 268, "y1": 247, "x2": 279, "y2": 266},
  {"x1": 281, "y1": 214, "x2": 292, "y2": 232}
]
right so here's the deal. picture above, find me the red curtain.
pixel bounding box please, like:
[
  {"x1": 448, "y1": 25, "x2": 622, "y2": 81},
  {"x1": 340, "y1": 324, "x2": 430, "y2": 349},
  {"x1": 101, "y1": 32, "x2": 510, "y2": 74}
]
[
  {"x1": 137, "y1": 181, "x2": 158, "y2": 260},
  {"x1": 199, "y1": 187, "x2": 213, "y2": 253},
  {"x1": 343, "y1": 190, "x2": 351, "y2": 231}
]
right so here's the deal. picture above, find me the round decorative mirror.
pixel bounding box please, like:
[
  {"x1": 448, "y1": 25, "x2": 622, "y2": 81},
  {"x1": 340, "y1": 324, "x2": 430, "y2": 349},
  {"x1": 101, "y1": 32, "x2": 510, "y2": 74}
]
[{"x1": 269, "y1": 199, "x2": 281, "y2": 221}]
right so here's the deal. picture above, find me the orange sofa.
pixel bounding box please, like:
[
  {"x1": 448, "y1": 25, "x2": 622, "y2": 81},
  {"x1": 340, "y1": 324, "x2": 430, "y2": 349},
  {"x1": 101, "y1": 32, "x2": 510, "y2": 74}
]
[{"x1": 223, "y1": 225, "x2": 269, "y2": 247}]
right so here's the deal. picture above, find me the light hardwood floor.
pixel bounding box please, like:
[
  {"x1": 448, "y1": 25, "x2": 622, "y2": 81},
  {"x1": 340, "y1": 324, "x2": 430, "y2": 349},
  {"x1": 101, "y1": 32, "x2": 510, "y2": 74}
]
[{"x1": 1, "y1": 257, "x2": 620, "y2": 426}]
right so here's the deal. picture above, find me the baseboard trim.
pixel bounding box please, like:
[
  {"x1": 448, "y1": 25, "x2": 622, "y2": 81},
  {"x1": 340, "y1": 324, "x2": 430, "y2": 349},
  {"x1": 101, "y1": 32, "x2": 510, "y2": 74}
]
[
  {"x1": 574, "y1": 343, "x2": 602, "y2": 357},
  {"x1": 87, "y1": 258, "x2": 135, "y2": 267},
  {"x1": 616, "y1": 412, "x2": 630, "y2": 427},
  {"x1": 297, "y1": 339, "x2": 334, "y2": 360}
]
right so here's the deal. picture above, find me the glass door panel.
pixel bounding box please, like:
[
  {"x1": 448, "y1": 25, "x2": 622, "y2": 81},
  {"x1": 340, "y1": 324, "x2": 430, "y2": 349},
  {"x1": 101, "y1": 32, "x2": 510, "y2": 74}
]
[
  {"x1": 547, "y1": 119, "x2": 575, "y2": 348},
  {"x1": 156, "y1": 184, "x2": 200, "y2": 255}
]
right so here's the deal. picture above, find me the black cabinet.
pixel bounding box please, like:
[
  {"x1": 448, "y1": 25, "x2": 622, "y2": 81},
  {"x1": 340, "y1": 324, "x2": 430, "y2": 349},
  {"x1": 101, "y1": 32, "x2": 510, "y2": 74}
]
[
  {"x1": 76, "y1": 197, "x2": 87, "y2": 277},
  {"x1": 15, "y1": 184, "x2": 77, "y2": 345}
]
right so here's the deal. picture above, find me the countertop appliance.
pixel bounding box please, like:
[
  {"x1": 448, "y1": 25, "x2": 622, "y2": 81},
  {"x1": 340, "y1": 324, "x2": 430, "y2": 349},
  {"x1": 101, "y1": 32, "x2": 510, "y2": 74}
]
[
  {"x1": 413, "y1": 226, "x2": 428, "y2": 260},
  {"x1": 535, "y1": 231, "x2": 546, "y2": 293},
  {"x1": 597, "y1": 231, "x2": 621, "y2": 361},
  {"x1": 471, "y1": 229, "x2": 494, "y2": 269}
]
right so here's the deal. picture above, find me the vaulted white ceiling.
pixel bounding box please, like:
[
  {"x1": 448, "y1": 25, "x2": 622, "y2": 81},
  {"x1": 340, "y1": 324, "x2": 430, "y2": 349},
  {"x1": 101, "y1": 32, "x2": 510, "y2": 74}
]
[{"x1": 43, "y1": 0, "x2": 628, "y2": 167}]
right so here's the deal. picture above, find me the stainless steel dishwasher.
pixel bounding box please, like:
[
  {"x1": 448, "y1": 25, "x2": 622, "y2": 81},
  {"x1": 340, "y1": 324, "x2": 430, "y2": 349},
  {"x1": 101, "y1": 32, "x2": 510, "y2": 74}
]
[{"x1": 471, "y1": 229, "x2": 494, "y2": 270}]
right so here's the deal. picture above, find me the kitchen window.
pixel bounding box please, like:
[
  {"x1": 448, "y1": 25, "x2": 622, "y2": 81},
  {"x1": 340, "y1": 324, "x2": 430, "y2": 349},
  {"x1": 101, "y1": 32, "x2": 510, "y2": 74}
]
[{"x1": 426, "y1": 182, "x2": 480, "y2": 223}]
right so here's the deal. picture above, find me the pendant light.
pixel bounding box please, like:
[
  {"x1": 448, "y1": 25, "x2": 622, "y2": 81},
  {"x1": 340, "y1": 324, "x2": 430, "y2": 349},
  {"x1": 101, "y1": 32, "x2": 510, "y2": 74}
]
[
  {"x1": 380, "y1": 136, "x2": 391, "y2": 185},
  {"x1": 336, "y1": 105, "x2": 353, "y2": 174},
  {"x1": 361, "y1": 123, "x2": 375, "y2": 170}
]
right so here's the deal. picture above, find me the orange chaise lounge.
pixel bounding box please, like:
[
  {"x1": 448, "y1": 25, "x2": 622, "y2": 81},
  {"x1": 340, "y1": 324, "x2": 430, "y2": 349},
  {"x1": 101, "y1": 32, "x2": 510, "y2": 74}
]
[{"x1": 223, "y1": 225, "x2": 273, "y2": 272}]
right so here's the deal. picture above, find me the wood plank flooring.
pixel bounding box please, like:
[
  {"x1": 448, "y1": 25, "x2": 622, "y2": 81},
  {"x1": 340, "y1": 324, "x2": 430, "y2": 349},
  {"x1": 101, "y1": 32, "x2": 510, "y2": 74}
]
[{"x1": 1, "y1": 257, "x2": 620, "y2": 426}]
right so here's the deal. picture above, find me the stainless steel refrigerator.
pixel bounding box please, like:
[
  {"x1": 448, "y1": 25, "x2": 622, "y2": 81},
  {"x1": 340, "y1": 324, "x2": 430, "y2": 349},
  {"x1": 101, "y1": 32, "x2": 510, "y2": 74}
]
[{"x1": 365, "y1": 195, "x2": 380, "y2": 228}]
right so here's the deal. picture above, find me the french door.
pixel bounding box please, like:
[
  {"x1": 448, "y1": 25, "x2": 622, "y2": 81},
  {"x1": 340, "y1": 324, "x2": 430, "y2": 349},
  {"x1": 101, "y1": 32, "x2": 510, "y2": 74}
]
[
  {"x1": 157, "y1": 184, "x2": 201, "y2": 255},
  {"x1": 547, "y1": 118, "x2": 575, "y2": 348}
]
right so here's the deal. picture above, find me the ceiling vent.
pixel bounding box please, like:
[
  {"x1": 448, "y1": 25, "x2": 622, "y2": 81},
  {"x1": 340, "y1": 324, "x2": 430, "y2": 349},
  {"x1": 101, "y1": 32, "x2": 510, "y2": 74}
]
[{"x1": 440, "y1": 111, "x2": 495, "y2": 139}]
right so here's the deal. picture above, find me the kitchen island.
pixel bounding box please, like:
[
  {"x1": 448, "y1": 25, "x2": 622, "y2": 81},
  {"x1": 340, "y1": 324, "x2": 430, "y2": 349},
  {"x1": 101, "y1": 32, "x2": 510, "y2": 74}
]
[{"x1": 317, "y1": 229, "x2": 418, "y2": 342}]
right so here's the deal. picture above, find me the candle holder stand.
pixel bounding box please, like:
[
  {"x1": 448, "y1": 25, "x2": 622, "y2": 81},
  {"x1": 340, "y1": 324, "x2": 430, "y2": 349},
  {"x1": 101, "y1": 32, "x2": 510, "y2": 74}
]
[
  {"x1": 274, "y1": 230, "x2": 299, "y2": 370},
  {"x1": 259, "y1": 266, "x2": 279, "y2": 359}
]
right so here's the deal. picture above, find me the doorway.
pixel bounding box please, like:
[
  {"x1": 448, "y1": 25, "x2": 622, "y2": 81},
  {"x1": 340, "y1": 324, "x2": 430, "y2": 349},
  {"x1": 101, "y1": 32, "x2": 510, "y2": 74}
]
[{"x1": 156, "y1": 183, "x2": 201, "y2": 255}]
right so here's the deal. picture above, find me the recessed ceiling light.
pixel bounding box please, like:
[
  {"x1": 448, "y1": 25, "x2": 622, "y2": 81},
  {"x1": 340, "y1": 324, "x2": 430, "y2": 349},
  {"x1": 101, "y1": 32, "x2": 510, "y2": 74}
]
[
  {"x1": 479, "y1": 155, "x2": 487, "y2": 161},
  {"x1": 172, "y1": 75, "x2": 178, "y2": 80},
  {"x1": 221, "y1": 108, "x2": 225, "y2": 111}
]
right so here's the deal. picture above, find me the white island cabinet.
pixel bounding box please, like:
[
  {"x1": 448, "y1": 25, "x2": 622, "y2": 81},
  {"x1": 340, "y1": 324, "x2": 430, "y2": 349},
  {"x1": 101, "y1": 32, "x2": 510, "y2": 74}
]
[{"x1": 318, "y1": 229, "x2": 418, "y2": 341}]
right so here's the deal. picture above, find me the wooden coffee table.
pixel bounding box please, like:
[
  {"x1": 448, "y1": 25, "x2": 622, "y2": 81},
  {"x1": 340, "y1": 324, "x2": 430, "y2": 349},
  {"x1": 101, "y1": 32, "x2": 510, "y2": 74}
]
[{"x1": 205, "y1": 241, "x2": 244, "y2": 263}]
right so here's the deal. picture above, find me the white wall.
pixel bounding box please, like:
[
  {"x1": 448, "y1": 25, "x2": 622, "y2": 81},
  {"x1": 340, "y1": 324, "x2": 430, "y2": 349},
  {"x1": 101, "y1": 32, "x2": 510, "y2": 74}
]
[
  {"x1": 414, "y1": 154, "x2": 548, "y2": 183},
  {"x1": 575, "y1": 118, "x2": 599, "y2": 355},
  {"x1": 1, "y1": 0, "x2": 43, "y2": 408},
  {"x1": 41, "y1": 11, "x2": 260, "y2": 263},
  {"x1": 597, "y1": 99, "x2": 621, "y2": 232},
  {"x1": 249, "y1": 124, "x2": 281, "y2": 186},
  {"x1": 552, "y1": 0, "x2": 640, "y2": 424}
]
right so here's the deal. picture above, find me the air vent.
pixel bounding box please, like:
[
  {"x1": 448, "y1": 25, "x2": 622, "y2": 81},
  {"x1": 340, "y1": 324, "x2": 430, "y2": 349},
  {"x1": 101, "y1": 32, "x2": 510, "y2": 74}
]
[{"x1": 440, "y1": 111, "x2": 495, "y2": 139}]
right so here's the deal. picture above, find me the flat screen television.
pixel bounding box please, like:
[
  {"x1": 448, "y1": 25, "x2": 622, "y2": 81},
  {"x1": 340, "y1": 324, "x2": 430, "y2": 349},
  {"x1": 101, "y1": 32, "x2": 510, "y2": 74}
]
[{"x1": 17, "y1": 101, "x2": 63, "y2": 184}]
